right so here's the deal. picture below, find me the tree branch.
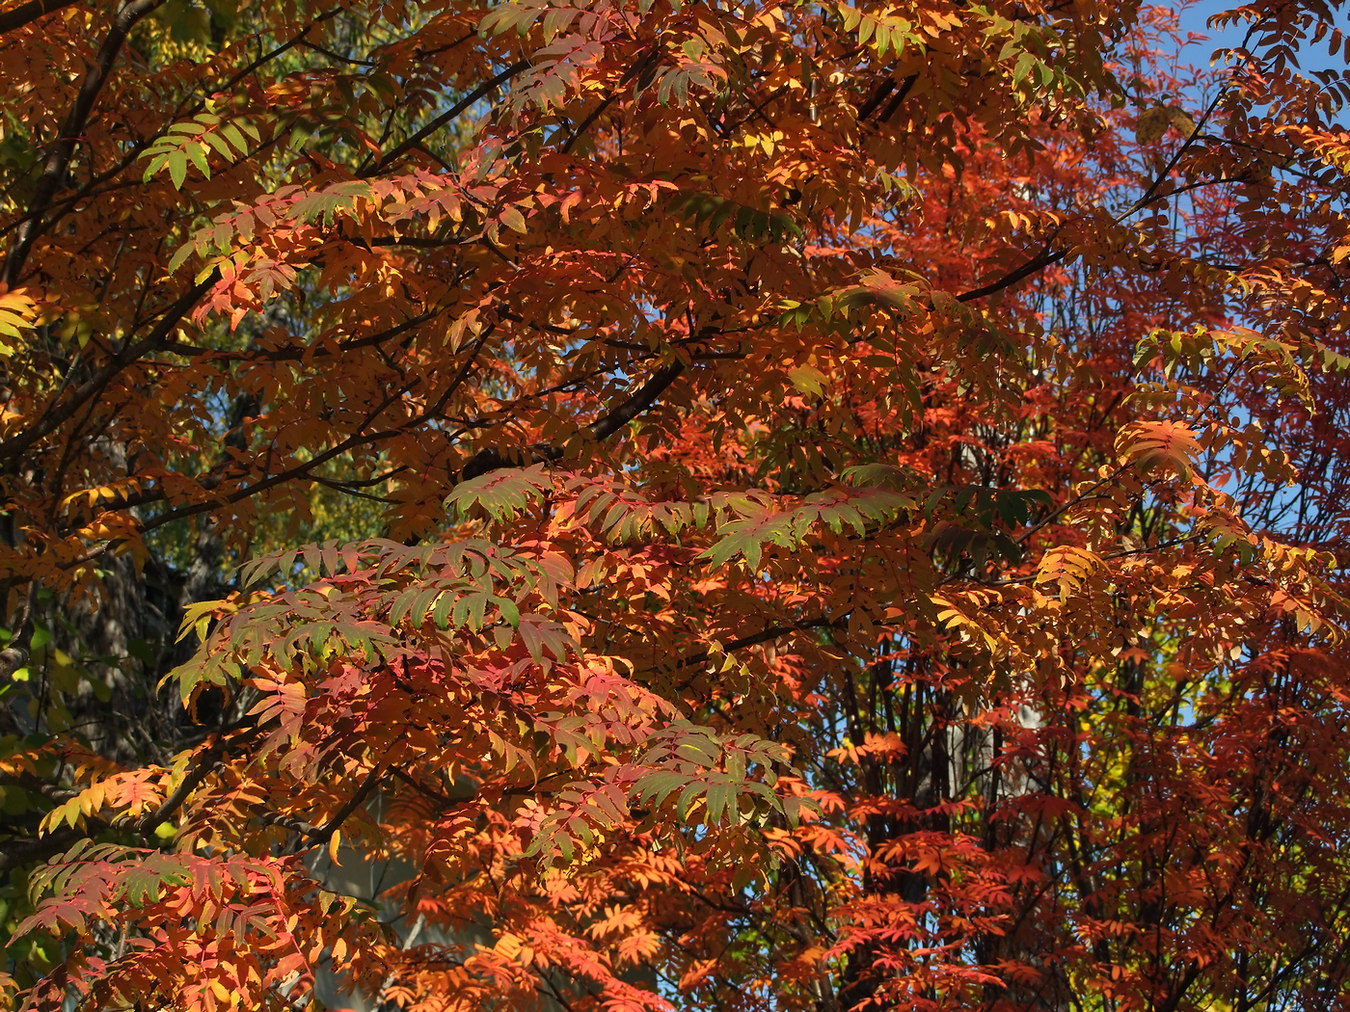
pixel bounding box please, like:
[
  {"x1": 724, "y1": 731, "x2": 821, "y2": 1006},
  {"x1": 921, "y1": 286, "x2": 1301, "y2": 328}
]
[
  {"x1": 0, "y1": 0, "x2": 79, "y2": 35},
  {"x1": 460, "y1": 358, "x2": 686, "y2": 480},
  {"x1": 364, "y1": 60, "x2": 530, "y2": 175},
  {"x1": 0, "y1": 274, "x2": 215, "y2": 466},
  {"x1": 2, "y1": 0, "x2": 166, "y2": 285}
]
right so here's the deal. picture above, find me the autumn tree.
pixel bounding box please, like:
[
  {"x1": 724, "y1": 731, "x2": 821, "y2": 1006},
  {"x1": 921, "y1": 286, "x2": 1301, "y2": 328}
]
[{"x1": 2, "y1": 0, "x2": 1350, "y2": 1010}]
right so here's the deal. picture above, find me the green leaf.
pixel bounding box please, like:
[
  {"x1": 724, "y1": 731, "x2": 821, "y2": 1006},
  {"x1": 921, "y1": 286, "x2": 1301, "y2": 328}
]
[
  {"x1": 705, "y1": 780, "x2": 733, "y2": 824},
  {"x1": 676, "y1": 782, "x2": 704, "y2": 821},
  {"x1": 186, "y1": 142, "x2": 211, "y2": 180},
  {"x1": 219, "y1": 121, "x2": 251, "y2": 157},
  {"x1": 167, "y1": 150, "x2": 188, "y2": 190}
]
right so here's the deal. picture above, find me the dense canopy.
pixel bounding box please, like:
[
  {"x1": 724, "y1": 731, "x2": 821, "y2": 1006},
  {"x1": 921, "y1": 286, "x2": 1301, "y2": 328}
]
[{"x1": 2, "y1": 0, "x2": 1350, "y2": 1009}]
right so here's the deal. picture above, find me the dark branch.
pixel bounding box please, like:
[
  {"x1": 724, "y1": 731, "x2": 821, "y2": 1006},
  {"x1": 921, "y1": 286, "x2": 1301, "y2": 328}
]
[
  {"x1": 0, "y1": 274, "x2": 216, "y2": 466},
  {"x1": 0, "y1": 0, "x2": 80, "y2": 35},
  {"x1": 2, "y1": 0, "x2": 166, "y2": 285},
  {"x1": 365, "y1": 60, "x2": 531, "y2": 175},
  {"x1": 460, "y1": 358, "x2": 686, "y2": 480}
]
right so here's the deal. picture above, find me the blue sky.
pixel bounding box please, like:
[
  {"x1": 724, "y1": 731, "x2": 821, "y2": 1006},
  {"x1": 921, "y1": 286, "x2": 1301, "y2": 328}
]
[{"x1": 1177, "y1": 0, "x2": 1350, "y2": 72}]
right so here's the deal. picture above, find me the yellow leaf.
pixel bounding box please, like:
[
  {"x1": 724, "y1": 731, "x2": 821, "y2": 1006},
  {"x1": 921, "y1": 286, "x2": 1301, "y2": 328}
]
[{"x1": 327, "y1": 827, "x2": 343, "y2": 864}]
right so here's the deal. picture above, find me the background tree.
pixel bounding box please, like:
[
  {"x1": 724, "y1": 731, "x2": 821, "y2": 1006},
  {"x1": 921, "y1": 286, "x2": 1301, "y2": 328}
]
[{"x1": 1, "y1": 0, "x2": 1349, "y2": 1010}]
